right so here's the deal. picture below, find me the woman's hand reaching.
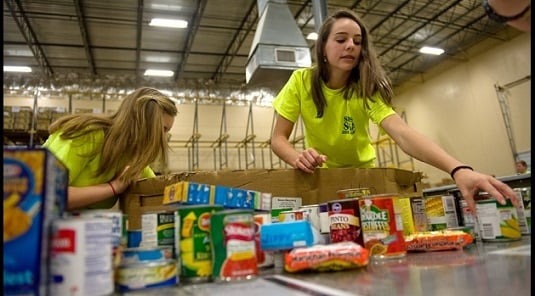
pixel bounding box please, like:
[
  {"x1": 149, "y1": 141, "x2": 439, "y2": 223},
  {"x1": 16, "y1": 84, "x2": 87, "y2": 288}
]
[{"x1": 294, "y1": 148, "x2": 328, "y2": 174}]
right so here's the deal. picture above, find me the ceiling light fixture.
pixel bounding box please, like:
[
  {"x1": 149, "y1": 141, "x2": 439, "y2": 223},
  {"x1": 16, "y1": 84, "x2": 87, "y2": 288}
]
[
  {"x1": 419, "y1": 46, "x2": 444, "y2": 55},
  {"x1": 144, "y1": 69, "x2": 174, "y2": 77},
  {"x1": 149, "y1": 18, "x2": 188, "y2": 28},
  {"x1": 306, "y1": 32, "x2": 318, "y2": 40},
  {"x1": 4, "y1": 66, "x2": 32, "y2": 72}
]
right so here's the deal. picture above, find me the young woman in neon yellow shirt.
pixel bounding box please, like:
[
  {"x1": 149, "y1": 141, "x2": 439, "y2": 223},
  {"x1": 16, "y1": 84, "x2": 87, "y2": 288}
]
[
  {"x1": 271, "y1": 9, "x2": 519, "y2": 212},
  {"x1": 43, "y1": 87, "x2": 177, "y2": 210}
]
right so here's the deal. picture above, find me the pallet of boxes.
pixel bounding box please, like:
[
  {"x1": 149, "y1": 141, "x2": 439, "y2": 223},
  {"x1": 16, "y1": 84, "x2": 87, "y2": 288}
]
[{"x1": 116, "y1": 168, "x2": 430, "y2": 291}]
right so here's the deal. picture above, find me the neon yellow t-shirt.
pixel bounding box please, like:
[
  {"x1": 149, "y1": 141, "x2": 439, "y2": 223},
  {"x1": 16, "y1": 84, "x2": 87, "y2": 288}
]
[
  {"x1": 43, "y1": 129, "x2": 155, "y2": 209},
  {"x1": 272, "y1": 68, "x2": 396, "y2": 168}
]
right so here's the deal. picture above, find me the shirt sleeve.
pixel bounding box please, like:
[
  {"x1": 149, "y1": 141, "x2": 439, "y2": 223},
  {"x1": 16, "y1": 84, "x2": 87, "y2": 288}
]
[
  {"x1": 43, "y1": 131, "x2": 102, "y2": 184},
  {"x1": 141, "y1": 166, "x2": 156, "y2": 178},
  {"x1": 367, "y1": 92, "x2": 396, "y2": 126},
  {"x1": 272, "y1": 69, "x2": 303, "y2": 123}
]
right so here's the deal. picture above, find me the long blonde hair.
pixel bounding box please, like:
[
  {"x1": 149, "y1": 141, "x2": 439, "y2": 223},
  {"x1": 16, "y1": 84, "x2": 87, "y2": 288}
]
[{"x1": 49, "y1": 87, "x2": 178, "y2": 183}]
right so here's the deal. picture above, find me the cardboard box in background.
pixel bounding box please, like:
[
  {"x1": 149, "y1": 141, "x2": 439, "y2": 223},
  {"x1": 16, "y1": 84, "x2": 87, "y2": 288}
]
[{"x1": 119, "y1": 168, "x2": 423, "y2": 230}]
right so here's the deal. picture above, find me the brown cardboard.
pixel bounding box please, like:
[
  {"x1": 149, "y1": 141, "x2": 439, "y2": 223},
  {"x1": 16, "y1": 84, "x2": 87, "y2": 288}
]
[{"x1": 119, "y1": 168, "x2": 422, "y2": 230}]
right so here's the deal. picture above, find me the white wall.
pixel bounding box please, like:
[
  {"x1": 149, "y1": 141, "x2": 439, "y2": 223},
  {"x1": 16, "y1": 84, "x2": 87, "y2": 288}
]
[
  {"x1": 4, "y1": 33, "x2": 530, "y2": 186},
  {"x1": 393, "y1": 33, "x2": 530, "y2": 184}
]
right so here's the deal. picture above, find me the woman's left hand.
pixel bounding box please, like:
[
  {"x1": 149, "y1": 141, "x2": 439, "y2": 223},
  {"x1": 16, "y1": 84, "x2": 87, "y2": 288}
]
[{"x1": 453, "y1": 169, "x2": 520, "y2": 213}]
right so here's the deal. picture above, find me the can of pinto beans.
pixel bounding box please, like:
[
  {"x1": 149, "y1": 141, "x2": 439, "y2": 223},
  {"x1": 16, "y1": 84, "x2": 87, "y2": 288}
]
[
  {"x1": 327, "y1": 198, "x2": 364, "y2": 246},
  {"x1": 210, "y1": 209, "x2": 257, "y2": 282},
  {"x1": 358, "y1": 194, "x2": 406, "y2": 259}
]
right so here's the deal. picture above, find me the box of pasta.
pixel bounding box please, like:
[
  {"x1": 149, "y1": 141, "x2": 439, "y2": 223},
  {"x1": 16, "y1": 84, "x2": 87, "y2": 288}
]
[{"x1": 3, "y1": 147, "x2": 68, "y2": 295}]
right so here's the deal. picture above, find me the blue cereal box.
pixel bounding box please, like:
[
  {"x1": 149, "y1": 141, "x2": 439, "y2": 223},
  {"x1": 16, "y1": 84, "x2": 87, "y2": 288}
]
[{"x1": 3, "y1": 147, "x2": 68, "y2": 295}]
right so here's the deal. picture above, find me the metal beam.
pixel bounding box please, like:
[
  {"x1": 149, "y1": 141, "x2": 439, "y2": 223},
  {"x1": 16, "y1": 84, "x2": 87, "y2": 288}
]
[
  {"x1": 211, "y1": 1, "x2": 258, "y2": 83},
  {"x1": 73, "y1": 0, "x2": 97, "y2": 76},
  {"x1": 135, "y1": 0, "x2": 144, "y2": 87},
  {"x1": 5, "y1": 0, "x2": 53, "y2": 77},
  {"x1": 174, "y1": 0, "x2": 208, "y2": 81}
]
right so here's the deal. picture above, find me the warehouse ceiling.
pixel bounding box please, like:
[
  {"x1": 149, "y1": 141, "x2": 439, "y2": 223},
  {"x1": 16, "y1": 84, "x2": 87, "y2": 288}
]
[{"x1": 3, "y1": 0, "x2": 522, "y2": 103}]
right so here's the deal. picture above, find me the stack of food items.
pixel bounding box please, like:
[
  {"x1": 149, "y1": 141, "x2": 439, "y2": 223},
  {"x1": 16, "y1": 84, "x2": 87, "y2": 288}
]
[{"x1": 4, "y1": 148, "x2": 68, "y2": 295}]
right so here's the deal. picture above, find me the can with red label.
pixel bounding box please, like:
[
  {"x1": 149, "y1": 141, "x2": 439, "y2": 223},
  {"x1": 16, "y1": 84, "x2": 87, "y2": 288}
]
[
  {"x1": 359, "y1": 194, "x2": 406, "y2": 259},
  {"x1": 210, "y1": 209, "x2": 257, "y2": 282},
  {"x1": 327, "y1": 198, "x2": 364, "y2": 246},
  {"x1": 253, "y1": 211, "x2": 274, "y2": 268},
  {"x1": 49, "y1": 217, "x2": 114, "y2": 296}
]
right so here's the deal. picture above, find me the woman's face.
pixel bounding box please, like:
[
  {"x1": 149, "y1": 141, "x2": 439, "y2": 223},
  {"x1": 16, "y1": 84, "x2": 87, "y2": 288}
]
[
  {"x1": 324, "y1": 17, "x2": 362, "y2": 75},
  {"x1": 162, "y1": 113, "x2": 175, "y2": 134}
]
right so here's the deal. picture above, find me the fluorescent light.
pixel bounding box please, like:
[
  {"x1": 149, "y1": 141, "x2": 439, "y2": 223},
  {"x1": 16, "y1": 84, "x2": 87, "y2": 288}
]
[
  {"x1": 149, "y1": 18, "x2": 188, "y2": 28},
  {"x1": 144, "y1": 69, "x2": 174, "y2": 77},
  {"x1": 306, "y1": 32, "x2": 318, "y2": 40},
  {"x1": 4, "y1": 49, "x2": 33, "y2": 56},
  {"x1": 145, "y1": 55, "x2": 171, "y2": 63},
  {"x1": 4, "y1": 66, "x2": 32, "y2": 72},
  {"x1": 419, "y1": 46, "x2": 444, "y2": 55}
]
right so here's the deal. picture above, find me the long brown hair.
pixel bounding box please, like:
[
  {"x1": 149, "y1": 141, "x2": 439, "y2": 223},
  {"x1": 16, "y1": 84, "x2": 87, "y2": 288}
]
[
  {"x1": 312, "y1": 9, "x2": 394, "y2": 117},
  {"x1": 49, "y1": 87, "x2": 178, "y2": 183}
]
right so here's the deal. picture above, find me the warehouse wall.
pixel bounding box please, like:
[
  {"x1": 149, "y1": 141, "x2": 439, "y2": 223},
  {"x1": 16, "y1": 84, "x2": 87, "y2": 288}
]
[
  {"x1": 393, "y1": 32, "x2": 530, "y2": 186},
  {"x1": 4, "y1": 33, "x2": 530, "y2": 186}
]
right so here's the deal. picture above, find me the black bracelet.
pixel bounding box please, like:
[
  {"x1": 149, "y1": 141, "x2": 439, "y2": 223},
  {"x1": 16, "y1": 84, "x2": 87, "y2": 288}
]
[
  {"x1": 450, "y1": 165, "x2": 474, "y2": 180},
  {"x1": 483, "y1": 0, "x2": 531, "y2": 23}
]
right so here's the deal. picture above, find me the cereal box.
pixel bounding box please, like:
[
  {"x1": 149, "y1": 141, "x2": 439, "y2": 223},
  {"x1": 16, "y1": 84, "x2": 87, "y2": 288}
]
[{"x1": 3, "y1": 147, "x2": 68, "y2": 295}]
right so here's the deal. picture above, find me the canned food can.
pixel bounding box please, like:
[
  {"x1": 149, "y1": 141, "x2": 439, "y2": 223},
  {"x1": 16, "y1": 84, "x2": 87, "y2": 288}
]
[
  {"x1": 176, "y1": 205, "x2": 223, "y2": 283},
  {"x1": 116, "y1": 259, "x2": 178, "y2": 292},
  {"x1": 278, "y1": 209, "x2": 306, "y2": 222},
  {"x1": 513, "y1": 188, "x2": 531, "y2": 235},
  {"x1": 49, "y1": 217, "x2": 114, "y2": 296},
  {"x1": 70, "y1": 210, "x2": 127, "y2": 252},
  {"x1": 210, "y1": 209, "x2": 257, "y2": 282},
  {"x1": 318, "y1": 203, "x2": 330, "y2": 234},
  {"x1": 515, "y1": 187, "x2": 531, "y2": 233},
  {"x1": 299, "y1": 204, "x2": 321, "y2": 233},
  {"x1": 424, "y1": 195, "x2": 460, "y2": 230},
  {"x1": 459, "y1": 199, "x2": 480, "y2": 240},
  {"x1": 396, "y1": 195, "x2": 427, "y2": 236},
  {"x1": 359, "y1": 194, "x2": 406, "y2": 259},
  {"x1": 141, "y1": 210, "x2": 176, "y2": 258},
  {"x1": 327, "y1": 198, "x2": 364, "y2": 246},
  {"x1": 127, "y1": 229, "x2": 142, "y2": 248},
  {"x1": 336, "y1": 188, "x2": 371, "y2": 199},
  {"x1": 476, "y1": 198, "x2": 521, "y2": 242},
  {"x1": 253, "y1": 211, "x2": 274, "y2": 268},
  {"x1": 120, "y1": 246, "x2": 174, "y2": 264}
]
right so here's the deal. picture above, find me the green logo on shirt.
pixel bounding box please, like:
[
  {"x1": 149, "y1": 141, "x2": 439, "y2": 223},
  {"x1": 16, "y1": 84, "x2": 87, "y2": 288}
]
[{"x1": 342, "y1": 116, "x2": 355, "y2": 134}]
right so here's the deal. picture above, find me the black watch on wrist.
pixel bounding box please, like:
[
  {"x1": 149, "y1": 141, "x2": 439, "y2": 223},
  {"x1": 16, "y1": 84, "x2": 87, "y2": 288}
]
[{"x1": 483, "y1": 0, "x2": 531, "y2": 23}]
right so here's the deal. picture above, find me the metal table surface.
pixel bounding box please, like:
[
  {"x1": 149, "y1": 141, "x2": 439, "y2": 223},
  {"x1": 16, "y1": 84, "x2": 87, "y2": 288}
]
[{"x1": 122, "y1": 236, "x2": 531, "y2": 296}]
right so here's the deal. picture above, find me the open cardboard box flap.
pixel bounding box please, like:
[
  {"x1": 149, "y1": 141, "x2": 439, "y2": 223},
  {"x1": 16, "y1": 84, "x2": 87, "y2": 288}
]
[{"x1": 120, "y1": 168, "x2": 423, "y2": 229}]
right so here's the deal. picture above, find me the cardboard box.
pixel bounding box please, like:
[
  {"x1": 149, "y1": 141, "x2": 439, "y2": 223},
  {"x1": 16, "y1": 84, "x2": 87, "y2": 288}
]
[{"x1": 119, "y1": 168, "x2": 422, "y2": 230}]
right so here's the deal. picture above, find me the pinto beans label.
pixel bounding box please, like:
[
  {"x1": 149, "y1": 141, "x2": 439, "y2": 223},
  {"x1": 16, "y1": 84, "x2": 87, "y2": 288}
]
[
  {"x1": 327, "y1": 198, "x2": 364, "y2": 246},
  {"x1": 210, "y1": 209, "x2": 258, "y2": 282}
]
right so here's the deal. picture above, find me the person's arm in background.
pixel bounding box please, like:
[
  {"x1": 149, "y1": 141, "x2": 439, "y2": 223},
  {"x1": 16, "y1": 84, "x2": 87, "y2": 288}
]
[
  {"x1": 380, "y1": 114, "x2": 519, "y2": 213},
  {"x1": 271, "y1": 113, "x2": 327, "y2": 174},
  {"x1": 67, "y1": 168, "x2": 131, "y2": 210},
  {"x1": 484, "y1": 0, "x2": 531, "y2": 32}
]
